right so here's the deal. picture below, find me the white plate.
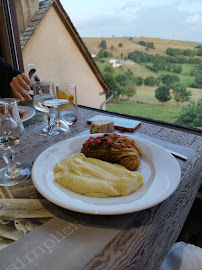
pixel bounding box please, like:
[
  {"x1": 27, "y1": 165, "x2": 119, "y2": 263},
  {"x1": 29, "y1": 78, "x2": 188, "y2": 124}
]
[
  {"x1": 32, "y1": 134, "x2": 181, "y2": 215},
  {"x1": 18, "y1": 106, "x2": 35, "y2": 122}
]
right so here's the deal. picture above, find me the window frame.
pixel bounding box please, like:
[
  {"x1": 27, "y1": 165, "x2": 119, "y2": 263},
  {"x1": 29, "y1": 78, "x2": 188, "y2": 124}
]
[{"x1": 0, "y1": 0, "x2": 24, "y2": 71}]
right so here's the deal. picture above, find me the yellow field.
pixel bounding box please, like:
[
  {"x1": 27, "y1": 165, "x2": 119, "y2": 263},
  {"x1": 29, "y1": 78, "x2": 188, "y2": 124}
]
[{"x1": 83, "y1": 37, "x2": 201, "y2": 58}]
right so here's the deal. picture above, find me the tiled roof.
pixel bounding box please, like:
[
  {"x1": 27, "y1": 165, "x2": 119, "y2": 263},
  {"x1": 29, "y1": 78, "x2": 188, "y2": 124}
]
[
  {"x1": 20, "y1": 0, "x2": 111, "y2": 92},
  {"x1": 20, "y1": 0, "x2": 53, "y2": 49}
]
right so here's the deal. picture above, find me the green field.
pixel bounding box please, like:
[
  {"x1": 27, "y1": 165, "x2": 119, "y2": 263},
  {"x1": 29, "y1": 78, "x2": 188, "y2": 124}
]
[
  {"x1": 96, "y1": 61, "x2": 197, "y2": 88},
  {"x1": 135, "y1": 85, "x2": 202, "y2": 105},
  {"x1": 106, "y1": 102, "x2": 182, "y2": 123},
  {"x1": 86, "y1": 37, "x2": 202, "y2": 125},
  {"x1": 158, "y1": 70, "x2": 195, "y2": 87},
  {"x1": 181, "y1": 64, "x2": 196, "y2": 75}
]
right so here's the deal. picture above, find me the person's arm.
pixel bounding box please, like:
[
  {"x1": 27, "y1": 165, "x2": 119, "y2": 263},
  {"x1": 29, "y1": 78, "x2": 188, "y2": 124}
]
[{"x1": 0, "y1": 57, "x2": 32, "y2": 101}]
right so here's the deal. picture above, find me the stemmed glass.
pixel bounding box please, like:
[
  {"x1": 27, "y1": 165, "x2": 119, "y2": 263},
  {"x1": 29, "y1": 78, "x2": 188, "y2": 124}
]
[
  {"x1": 33, "y1": 81, "x2": 57, "y2": 136},
  {"x1": 0, "y1": 98, "x2": 30, "y2": 186},
  {"x1": 42, "y1": 99, "x2": 70, "y2": 135}
]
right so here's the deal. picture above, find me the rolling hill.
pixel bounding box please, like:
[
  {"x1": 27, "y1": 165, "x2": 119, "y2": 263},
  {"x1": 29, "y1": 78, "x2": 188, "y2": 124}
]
[{"x1": 82, "y1": 37, "x2": 201, "y2": 58}]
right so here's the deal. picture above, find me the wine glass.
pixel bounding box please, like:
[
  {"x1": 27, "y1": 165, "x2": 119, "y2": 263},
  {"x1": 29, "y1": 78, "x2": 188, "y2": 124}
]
[
  {"x1": 0, "y1": 98, "x2": 30, "y2": 186},
  {"x1": 43, "y1": 99, "x2": 70, "y2": 136},
  {"x1": 33, "y1": 81, "x2": 57, "y2": 136}
]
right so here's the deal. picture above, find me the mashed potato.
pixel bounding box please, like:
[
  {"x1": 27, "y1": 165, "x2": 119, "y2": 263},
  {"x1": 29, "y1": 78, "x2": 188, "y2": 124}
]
[{"x1": 54, "y1": 153, "x2": 143, "y2": 198}]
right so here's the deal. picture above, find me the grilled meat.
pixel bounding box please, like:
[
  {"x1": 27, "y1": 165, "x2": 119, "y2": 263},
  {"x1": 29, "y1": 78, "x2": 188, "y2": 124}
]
[{"x1": 81, "y1": 133, "x2": 142, "y2": 171}]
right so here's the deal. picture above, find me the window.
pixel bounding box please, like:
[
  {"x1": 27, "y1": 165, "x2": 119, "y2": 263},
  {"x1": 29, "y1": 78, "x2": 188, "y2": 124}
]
[
  {"x1": 3, "y1": 0, "x2": 202, "y2": 131},
  {"x1": 61, "y1": 0, "x2": 202, "y2": 130}
]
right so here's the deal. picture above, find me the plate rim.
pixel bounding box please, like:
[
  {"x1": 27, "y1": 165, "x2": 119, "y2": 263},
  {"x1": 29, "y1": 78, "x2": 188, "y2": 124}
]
[
  {"x1": 31, "y1": 133, "x2": 181, "y2": 215},
  {"x1": 18, "y1": 106, "x2": 35, "y2": 122}
]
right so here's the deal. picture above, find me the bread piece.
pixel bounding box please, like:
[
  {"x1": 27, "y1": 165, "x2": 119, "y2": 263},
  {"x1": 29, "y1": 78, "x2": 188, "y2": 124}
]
[{"x1": 90, "y1": 120, "x2": 114, "y2": 134}]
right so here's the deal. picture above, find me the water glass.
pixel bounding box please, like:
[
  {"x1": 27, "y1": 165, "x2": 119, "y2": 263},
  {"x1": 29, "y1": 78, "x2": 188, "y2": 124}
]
[
  {"x1": 0, "y1": 98, "x2": 30, "y2": 186},
  {"x1": 33, "y1": 81, "x2": 57, "y2": 136},
  {"x1": 56, "y1": 83, "x2": 78, "y2": 124},
  {"x1": 33, "y1": 81, "x2": 56, "y2": 113}
]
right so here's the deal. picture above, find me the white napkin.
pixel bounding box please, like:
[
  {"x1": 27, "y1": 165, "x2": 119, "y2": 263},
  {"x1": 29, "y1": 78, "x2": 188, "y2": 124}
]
[
  {"x1": 159, "y1": 242, "x2": 202, "y2": 270},
  {"x1": 180, "y1": 243, "x2": 202, "y2": 270}
]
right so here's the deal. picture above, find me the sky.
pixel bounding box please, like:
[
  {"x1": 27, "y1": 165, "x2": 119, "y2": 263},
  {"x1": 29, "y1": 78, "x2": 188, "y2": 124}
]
[{"x1": 60, "y1": 0, "x2": 202, "y2": 43}]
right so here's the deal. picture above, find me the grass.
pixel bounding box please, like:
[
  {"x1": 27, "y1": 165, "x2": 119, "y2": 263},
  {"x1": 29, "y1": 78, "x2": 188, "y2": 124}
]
[
  {"x1": 95, "y1": 62, "x2": 202, "y2": 106},
  {"x1": 159, "y1": 70, "x2": 195, "y2": 87},
  {"x1": 96, "y1": 61, "x2": 198, "y2": 88},
  {"x1": 83, "y1": 37, "x2": 201, "y2": 58},
  {"x1": 124, "y1": 63, "x2": 156, "y2": 77},
  {"x1": 89, "y1": 37, "x2": 202, "y2": 124},
  {"x1": 134, "y1": 85, "x2": 202, "y2": 105},
  {"x1": 181, "y1": 64, "x2": 196, "y2": 75},
  {"x1": 96, "y1": 62, "x2": 123, "y2": 76},
  {"x1": 106, "y1": 102, "x2": 182, "y2": 123}
]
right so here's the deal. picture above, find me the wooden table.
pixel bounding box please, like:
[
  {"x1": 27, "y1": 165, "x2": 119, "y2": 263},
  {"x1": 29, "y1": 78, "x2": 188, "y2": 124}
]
[{"x1": 0, "y1": 106, "x2": 202, "y2": 270}]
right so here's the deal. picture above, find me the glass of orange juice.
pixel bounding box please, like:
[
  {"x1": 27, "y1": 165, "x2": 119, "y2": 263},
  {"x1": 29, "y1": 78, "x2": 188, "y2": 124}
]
[{"x1": 56, "y1": 83, "x2": 78, "y2": 124}]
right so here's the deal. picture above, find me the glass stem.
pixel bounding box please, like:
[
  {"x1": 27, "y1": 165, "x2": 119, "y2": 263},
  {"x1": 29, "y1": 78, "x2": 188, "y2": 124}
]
[
  {"x1": 47, "y1": 112, "x2": 51, "y2": 135},
  {"x1": 2, "y1": 147, "x2": 17, "y2": 176},
  {"x1": 4, "y1": 104, "x2": 9, "y2": 116},
  {"x1": 56, "y1": 108, "x2": 60, "y2": 120}
]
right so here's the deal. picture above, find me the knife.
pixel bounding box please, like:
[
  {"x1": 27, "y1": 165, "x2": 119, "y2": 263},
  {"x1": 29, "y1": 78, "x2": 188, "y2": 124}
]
[{"x1": 166, "y1": 149, "x2": 188, "y2": 161}]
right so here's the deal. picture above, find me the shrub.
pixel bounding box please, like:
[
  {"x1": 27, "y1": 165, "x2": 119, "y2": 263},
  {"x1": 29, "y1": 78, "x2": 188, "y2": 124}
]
[
  {"x1": 155, "y1": 84, "x2": 171, "y2": 104},
  {"x1": 144, "y1": 76, "x2": 156, "y2": 86},
  {"x1": 175, "y1": 97, "x2": 202, "y2": 127}
]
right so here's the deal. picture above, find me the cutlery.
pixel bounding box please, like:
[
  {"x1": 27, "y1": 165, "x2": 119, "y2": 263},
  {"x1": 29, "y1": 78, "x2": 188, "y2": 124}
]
[{"x1": 166, "y1": 149, "x2": 188, "y2": 161}]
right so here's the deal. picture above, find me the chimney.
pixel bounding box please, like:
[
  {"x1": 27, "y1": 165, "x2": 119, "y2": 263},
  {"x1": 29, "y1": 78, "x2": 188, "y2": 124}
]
[{"x1": 15, "y1": 0, "x2": 39, "y2": 35}]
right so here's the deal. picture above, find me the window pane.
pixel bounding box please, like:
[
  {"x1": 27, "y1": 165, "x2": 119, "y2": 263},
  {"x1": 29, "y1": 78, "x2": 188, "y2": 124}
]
[{"x1": 17, "y1": 0, "x2": 202, "y2": 129}]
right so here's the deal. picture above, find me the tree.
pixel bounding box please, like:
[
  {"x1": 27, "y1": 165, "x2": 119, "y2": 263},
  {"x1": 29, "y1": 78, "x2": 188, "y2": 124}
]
[
  {"x1": 97, "y1": 49, "x2": 111, "y2": 58},
  {"x1": 172, "y1": 65, "x2": 182, "y2": 73},
  {"x1": 128, "y1": 50, "x2": 154, "y2": 63},
  {"x1": 153, "y1": 57, "x2": 167, "y2": 70},
  {"x1": 144, "y1": 76, "x2": 156, "y2": 86},
  {"x1": 190, "y1": 64, "x2": 202, "y2": 76},
  {"x1": 118, "y1": 43, "x2": 123, "y2": 47},
  {"x1": 97, "y1": 49, "x2": 104, "y2": 58},
  {"x1": 192, "y1": 71, "x2": 202, "y2": 88},
  {"x1": 196, "y1": 47, "x2": 202, "y2": 56},
  {"x1": 156, "y1": 76, "x2": 162, "y2": 86},
  {"x1": 172, "y1": 84, "x2": 192, "y2": 105},
  {"x1": 104, "y1": 65, "x2": 115, "y2": 74},
  {"x1": 147, "y1": 42, "x2": 154, "y2": 49},
  {"x1": 155, "y1": 85, "x2": 171, "y2": 104},
  {"x1": 138, "y1": 40, "x2": 146, "y2": 46},
  {"x1": 183, "y1": 49, "x2": 193, "y2": 56},
  {"x1": 115, "y1": 74, "x2": 128, "y2": 86},
  {"x1": 135, "y1": 76, "x2": 143, "y2": 86},
  {"x1": 161, "y1": 74, "x2": 180, "y2": 87},
  {"x1": 103, "y1": 51, "x2": 109, "y2": 58},
  {"x1": 138, "y1": 41, "x2": 154, "y2": 49},
  {"x1": 125, "y1": 69, "x2": 134, "y2": 78},
  {"x1": 166, "y1": 47, "x2": 181, "y2": 56},
  {"x1": 125, "y1": 82, "x2": 136, "y2": 99},
  {"x1": 175, "y1": 97, "x2": 202, "y2": 127},
  {"x1": 103, "y1": 73, "x2": 122, "y2": 98},
  {"x1": 99, "y1": 40, "x2": 107, "y2": 49}
]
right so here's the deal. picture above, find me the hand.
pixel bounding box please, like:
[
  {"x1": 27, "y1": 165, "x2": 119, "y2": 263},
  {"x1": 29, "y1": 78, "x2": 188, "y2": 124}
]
[{"x1": 10, "y1": 73, "x2": 32, "y2": 102}]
